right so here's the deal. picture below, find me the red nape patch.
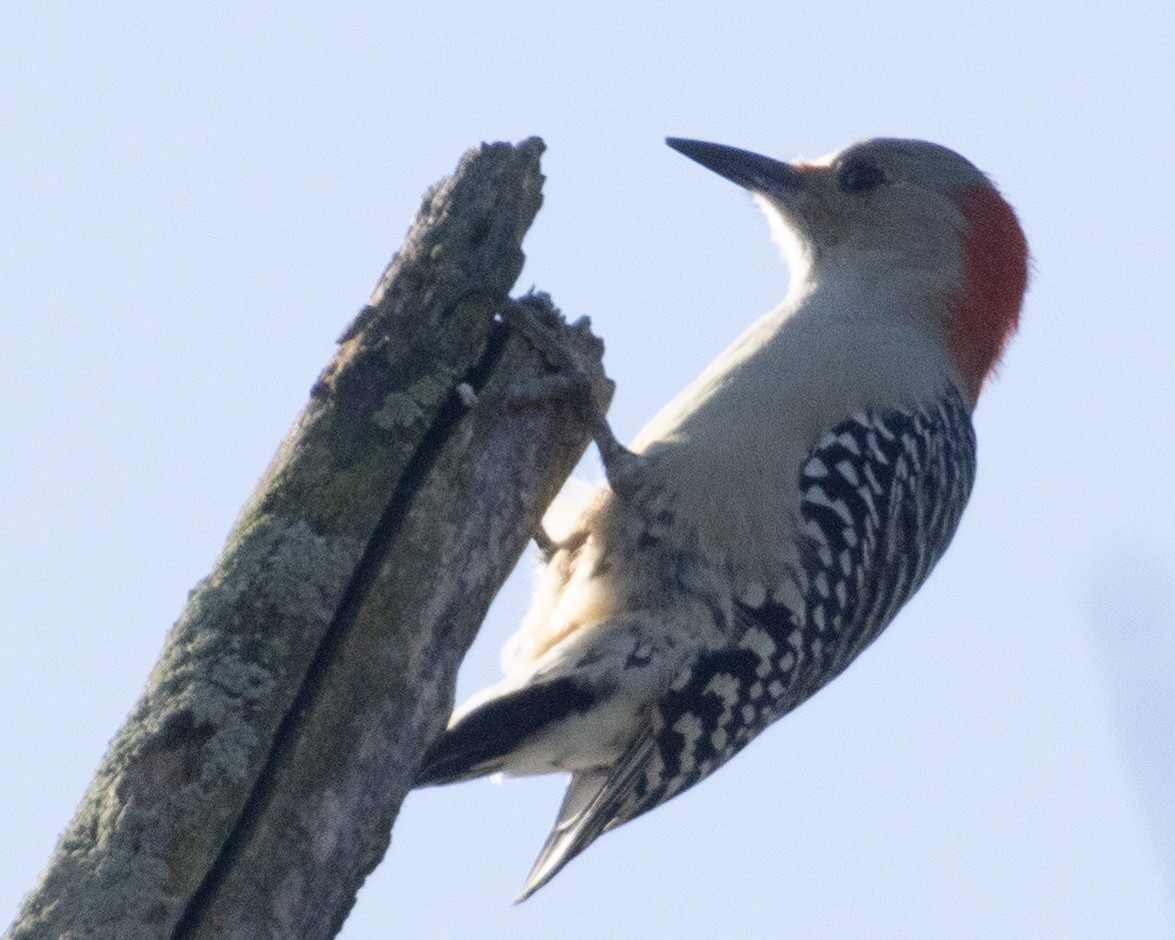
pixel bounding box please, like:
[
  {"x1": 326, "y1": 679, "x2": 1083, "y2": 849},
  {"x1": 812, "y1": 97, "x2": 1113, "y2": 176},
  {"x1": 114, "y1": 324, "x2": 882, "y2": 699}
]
[{"x1": 950, "y1": 184, "x2": 1029, "y2": 404}]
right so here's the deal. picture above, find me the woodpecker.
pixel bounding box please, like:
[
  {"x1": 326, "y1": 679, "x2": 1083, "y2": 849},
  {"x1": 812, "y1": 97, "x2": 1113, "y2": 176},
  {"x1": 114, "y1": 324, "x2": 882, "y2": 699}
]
[{"x1": 415, "y1": 136, "x2": 1029, "y2": 901}]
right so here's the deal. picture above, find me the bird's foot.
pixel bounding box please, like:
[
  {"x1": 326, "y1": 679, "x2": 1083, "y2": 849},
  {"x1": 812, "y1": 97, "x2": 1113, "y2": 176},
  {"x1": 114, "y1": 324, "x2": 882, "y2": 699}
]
[
  {"x1": 533, "y1": 525, "x2": 560, "y2": 561},
  {"x1": 502, "y1": 295, "x2": 640, "y2": 501}
]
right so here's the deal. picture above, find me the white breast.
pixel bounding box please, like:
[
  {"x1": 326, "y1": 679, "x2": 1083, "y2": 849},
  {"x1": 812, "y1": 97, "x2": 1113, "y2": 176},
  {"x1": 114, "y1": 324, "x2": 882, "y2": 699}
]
[{"x1": 628, "y1": 276, "x2": 962, "y2": 589}]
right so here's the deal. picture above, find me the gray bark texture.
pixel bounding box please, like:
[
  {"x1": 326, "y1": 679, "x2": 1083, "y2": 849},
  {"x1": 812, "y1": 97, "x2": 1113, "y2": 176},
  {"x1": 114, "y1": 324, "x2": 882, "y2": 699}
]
[{"x1": 7, "y1": 137, "x2": 612, "y2": 940}]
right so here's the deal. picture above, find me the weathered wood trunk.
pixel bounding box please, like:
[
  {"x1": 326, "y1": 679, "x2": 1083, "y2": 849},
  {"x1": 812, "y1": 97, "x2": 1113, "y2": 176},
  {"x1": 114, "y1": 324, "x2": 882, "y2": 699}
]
[{"x1": 7, "y1": 137, "x2": 611, "y2": 940}]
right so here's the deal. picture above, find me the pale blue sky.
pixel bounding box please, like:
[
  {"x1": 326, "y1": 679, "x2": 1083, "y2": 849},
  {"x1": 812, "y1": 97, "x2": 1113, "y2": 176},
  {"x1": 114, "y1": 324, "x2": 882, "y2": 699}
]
[{"x1": 3, "y1": 4, "x2": 1174, "y2": 938}]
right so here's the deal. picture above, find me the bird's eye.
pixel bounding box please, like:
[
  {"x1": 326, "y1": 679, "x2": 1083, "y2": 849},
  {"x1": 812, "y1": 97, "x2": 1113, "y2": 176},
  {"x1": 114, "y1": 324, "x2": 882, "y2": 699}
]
[{"x1": 838, "y1": 159, "x2": 886, "y2": 193}]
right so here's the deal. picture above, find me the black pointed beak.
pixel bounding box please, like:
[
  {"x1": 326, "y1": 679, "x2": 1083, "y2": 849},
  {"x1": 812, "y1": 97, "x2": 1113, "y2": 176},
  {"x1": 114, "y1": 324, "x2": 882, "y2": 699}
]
[{"x1": 666, "y1": 138, "x2": 803, "y2": 197}]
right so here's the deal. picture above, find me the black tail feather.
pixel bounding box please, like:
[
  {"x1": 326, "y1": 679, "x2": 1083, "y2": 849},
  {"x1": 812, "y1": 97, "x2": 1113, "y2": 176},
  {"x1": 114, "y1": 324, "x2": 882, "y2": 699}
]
[{"x1": 415, "y1": 678, "x2": 597, "y2": 787}]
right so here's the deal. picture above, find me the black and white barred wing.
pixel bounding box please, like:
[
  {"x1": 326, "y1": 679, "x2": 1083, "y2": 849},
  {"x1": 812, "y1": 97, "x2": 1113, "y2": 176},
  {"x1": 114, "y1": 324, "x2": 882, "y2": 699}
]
[
  {"x1": 791, "y1": 386, "x2": 977, "y2": 671},
  {"x1": 522, "y1": 392, "x2": 977, "y2": 890}
]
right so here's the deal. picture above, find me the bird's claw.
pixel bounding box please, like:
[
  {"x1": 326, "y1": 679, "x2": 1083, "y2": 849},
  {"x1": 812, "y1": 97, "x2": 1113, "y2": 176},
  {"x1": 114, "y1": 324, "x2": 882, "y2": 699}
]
[{"x1": 502, "y1": 296, "x2": 640, "y2": 501}]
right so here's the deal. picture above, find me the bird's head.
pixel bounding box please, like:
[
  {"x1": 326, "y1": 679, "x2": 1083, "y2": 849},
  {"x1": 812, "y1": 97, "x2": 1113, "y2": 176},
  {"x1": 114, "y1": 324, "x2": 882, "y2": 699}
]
[{"x1": 667, "y1": 136, "x2": 1029, "y2": 405}]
